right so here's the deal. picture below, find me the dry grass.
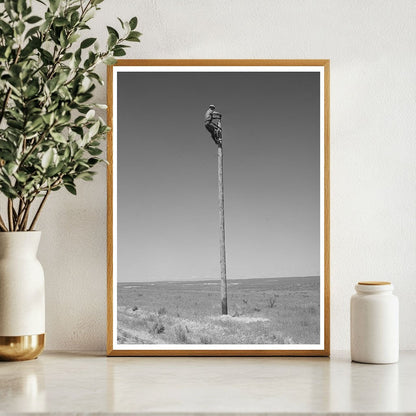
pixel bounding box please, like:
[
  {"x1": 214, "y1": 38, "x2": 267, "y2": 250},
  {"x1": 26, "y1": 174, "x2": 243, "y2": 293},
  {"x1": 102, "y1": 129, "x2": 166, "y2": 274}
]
[{"x1": 117, "y1": 276, "x2": 320, "y2": 345}]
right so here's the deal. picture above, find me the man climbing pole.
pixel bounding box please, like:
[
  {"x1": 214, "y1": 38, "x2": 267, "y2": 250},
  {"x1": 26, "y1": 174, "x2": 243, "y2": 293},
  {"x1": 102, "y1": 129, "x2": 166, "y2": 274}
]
[
  {"x1": 204, "y1": 104, "x2": 222, "y2": 145},
  {"x1": 204, "y1": 104, "x2": 228, "y2": 315}
]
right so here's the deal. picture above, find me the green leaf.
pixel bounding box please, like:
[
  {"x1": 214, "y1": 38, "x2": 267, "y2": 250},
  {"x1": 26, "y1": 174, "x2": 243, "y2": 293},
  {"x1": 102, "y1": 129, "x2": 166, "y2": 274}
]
[
  {"x1": 117, "y1": 17, "x2": 125, "y2": 29},
  {"x1": 87, "y1": 157, "x2": 100, "y2": 166},
  {"x1": 4, "y1": 0, "x2": 16, "y2": 19},
  {"x1": 22, "y1": 5, "x2": 32, "y2": 17},
  {"x1": 103, "y1": 56, "x2": 117, "y2": 65},
  {"x1": 54, "y1": 17, "x2": 69, "y2": 27},
  {"x1": 76, "y1": 93, "x2": 93, "y2": 103},
  {"x1": 83, "y1": 9, "x2": 95, "y2": 22},
  {"x1": 49, "y1": 0, "x2": 60, "y2": 13},
  {"x1": 74, "y1": 148, "x2": 84, "y2": 159},
  {"x1": 4, "y1": 46, "x2": 12, "y2": 59},
  {"x1": 50, "y1": 131, "x2": 67, "y2": 143},
  {"x1": 70, "y1": 11, "x2": 80, "y2": 26},
  {"x1": 40, "y1": 48, "x2": 54, "y2": 63},
  {"x1": 5, "y1": 162, "x2": 18, "y2": 176},
  {"x1": 0, "y1": 20, "x2": 13, "y2": 35},
  {"x1": 59, "y1": 29, "x2": 68, "y2": 47},
  {"x1": 0, "y1": 183, "x2": 18, "y2": 198},
  {"x1": 56, "y1": 113, "x2": 71, "y2": 126},
  {"x1": 106, "y1": 26, "x2": 119, "y2": 38},
  {"x1": 24, "y1": 25, "x2": 40, "y2": 39},
  {"x1": 24, "y1": 83, "x2": 38, "y2": 98},
  {"x1": 48, "y1": 76, "x2": 60, "y2": 92},
  {"x1": 107, "y1": 33, "x2": 117, "y2": 49},
  {"x1": 85, "y1": 109, "x2": 95, "y2": 119},
  {"x1": 88, "y1": 120, "x2": 100, "y2": 138},
  {"x1": 0, "y1": 141, "x2": 14, "y2": 152},
  {"x1": 64, "y1": 183, "x2": 77, "y2": 195},
  {"x1": 14, "y1": 171, "x2": 28, "y2": 183},
  {"x1": 76, "y1": 160, "x2": 90, "y2": 169},
  {"x1": 25, "y1": 117, "x2": 44, "y2": 133},
  {"x1": 129, "y1": 17, "x2": 138, "y2": 30},
  {"x1": 113, "y1": 47, "x2": 126, "y2": 57},
  {"x1": 46, "y1": 164, "x2": 63, "y2": 177},
  {"x1": 68, "y1": 34, "x2": 80, "y2": 44},
  {"x1": 80, "y1": 37, "x2": 96, "y2": 48},
  {"x1": 126, "y1": 32, "x2": 141, "y2": 42},
  {"x1": 77, "y1": 171, "x2": 95, "y2": 181},
  {"x1": 17, "y1": 0, "x2": 27, "y2": 14},
  {"x1": 7, "y1": 119, "x2": 24, "y2": 129},
  {"x1": 41, "y1": 148, "x2": 54, "y2": 169},
  {"x1": 87, "y1": 147, "x2": 102, "y2": 156},
  {"x1": 27, "y1": 37, "x2": 41, "y2": 50},
  {"x1": 73, "y1": 47, "x2": 82, "y2": 67},
  {"x1": 16, "y1": 21, "x2": 25, "y2": 35},
  {"x1": 26, "y1": 15, "x2": 42, "y2": 24},
  {"x1": 62, "y1": 146, "x2": 70, "y2": 160},
  {"x1": 89, "y1": 72, "x2": 104, "y2": 85},
  {"x1": 42, "y1": 112, "x2": 55, "y2": 125}
]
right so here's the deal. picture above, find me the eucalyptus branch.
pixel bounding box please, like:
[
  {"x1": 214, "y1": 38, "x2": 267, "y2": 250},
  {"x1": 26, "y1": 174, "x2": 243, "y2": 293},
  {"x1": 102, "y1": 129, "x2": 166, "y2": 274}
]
[
  {"x1": 47, "y1": 0, "x2": 93, "y2": 81},
  {"x1": 0, "y1": 0, "x2": 141, "y2": 230},
  {"x1": 0, "y1": 45, "x2": 22, "y2": 125}
]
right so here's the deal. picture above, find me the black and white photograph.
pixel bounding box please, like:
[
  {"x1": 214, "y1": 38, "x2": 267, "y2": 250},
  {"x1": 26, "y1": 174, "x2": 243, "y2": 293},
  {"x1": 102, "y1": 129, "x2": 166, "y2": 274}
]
[{"x1": 108, "y1": 61, "x2": 330, "y2": 355}]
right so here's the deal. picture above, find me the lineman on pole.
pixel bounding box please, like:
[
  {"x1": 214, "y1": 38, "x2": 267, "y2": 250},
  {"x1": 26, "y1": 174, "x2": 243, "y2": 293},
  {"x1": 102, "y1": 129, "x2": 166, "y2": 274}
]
[{"x1": 204, "y1": 104, "x2": 222, "y2": 145}]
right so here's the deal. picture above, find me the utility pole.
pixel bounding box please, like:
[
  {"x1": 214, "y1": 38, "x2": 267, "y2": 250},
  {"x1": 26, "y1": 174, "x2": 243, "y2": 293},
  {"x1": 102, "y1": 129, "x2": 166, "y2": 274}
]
[
  {"x1": 217, "y1": 119, "x2": 228, "y2": 315},
  {"x1": 204, "y1": 105, "x2": 228, "y2": 315}
]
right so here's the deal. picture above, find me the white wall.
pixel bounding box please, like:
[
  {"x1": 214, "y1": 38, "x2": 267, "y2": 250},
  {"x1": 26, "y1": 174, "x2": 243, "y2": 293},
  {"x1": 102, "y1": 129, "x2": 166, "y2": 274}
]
[{"x1": 39, "y1": 0, "x2": 416, "y2": 351}]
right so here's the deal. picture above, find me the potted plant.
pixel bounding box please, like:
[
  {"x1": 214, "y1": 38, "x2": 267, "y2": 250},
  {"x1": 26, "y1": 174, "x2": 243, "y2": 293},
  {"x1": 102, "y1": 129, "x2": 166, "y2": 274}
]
[{"x1": 0, "y1": 0, "x2": 140, "y2": 360}]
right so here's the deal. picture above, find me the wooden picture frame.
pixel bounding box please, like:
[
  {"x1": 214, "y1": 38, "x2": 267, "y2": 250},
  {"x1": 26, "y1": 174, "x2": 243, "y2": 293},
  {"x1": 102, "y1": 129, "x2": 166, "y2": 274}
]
[{"x1": 107, "y1": 60, "x2": 330, "y2": 356}]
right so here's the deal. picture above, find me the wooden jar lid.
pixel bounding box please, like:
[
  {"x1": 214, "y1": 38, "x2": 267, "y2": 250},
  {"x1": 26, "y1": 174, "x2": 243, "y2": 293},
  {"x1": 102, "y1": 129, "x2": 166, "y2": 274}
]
[{"x1": 358, "y1": 281, "x2": 391, "y2": 285}]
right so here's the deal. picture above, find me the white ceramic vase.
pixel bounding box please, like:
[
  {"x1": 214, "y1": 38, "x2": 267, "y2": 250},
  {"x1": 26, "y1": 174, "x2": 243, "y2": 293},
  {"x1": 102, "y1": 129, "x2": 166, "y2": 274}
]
[{"x1": 0, "y1": 231, "x2": 45, "y2": 360}]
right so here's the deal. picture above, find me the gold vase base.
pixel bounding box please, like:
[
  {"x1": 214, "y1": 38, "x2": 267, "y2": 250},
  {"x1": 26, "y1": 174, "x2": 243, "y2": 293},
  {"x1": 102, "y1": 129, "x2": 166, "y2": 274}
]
[{"x1": 0, "y1": 334, "x2": 45, "y2": 361}]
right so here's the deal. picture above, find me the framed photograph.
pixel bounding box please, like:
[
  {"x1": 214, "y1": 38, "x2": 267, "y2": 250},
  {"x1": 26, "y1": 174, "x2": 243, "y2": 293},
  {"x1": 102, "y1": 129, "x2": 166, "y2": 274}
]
[{"x1": 107, "y1": 60, "x2": 330, "y2": 356}]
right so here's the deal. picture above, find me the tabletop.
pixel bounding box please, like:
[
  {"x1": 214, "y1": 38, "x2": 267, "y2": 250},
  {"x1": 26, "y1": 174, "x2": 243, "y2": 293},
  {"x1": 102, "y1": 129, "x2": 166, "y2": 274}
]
[{"x1": 0, "y1": 350, "x2": 415, "y2": 415}]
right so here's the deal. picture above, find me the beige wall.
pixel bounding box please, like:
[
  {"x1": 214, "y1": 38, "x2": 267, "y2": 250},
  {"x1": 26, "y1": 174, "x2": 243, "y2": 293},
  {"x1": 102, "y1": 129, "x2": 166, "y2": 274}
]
[{"x1": 39, "y1": 0, "x2": 416, "y2": 351}]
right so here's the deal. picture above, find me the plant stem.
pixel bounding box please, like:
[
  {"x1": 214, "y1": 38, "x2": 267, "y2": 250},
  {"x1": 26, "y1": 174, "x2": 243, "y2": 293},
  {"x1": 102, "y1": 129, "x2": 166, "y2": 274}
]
[
  {"x1": 0, "y1": 88, "x2": 12, "y2": 126},
  {"x1": 20, "y1": 200, "x2": 32, "y2": 231},
  {"x1": 14, "y1": 199, "x2": 23, "y2": 230},
  {"x1": 0, "y1": 213, "x2": 8, "y2": 232},
  {"x1": 29, "y1": 189, "x2": 50, "y2": 231},
  {"x1": 12, "y1": 205, "x2": 17, "y2": 224},
  {"x1": 14, "y1": 199, "x2": 26, "y2": 231},
  {"x1": 7, "y1": 199, "x2": 14, "y2": 231}
]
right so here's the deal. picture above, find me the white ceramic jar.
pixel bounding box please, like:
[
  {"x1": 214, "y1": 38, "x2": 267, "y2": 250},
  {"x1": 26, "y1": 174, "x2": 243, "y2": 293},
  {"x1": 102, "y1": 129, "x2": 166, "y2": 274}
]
[{"x1": 350, "y1": 281, "x2": 399, "y2": 364}]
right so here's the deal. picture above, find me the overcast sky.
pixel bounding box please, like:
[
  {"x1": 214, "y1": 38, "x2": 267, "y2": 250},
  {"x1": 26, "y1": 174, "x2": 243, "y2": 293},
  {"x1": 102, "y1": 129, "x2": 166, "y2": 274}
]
[{"x1": 116, "y1": 71, "x2": 321, "y2": 282}]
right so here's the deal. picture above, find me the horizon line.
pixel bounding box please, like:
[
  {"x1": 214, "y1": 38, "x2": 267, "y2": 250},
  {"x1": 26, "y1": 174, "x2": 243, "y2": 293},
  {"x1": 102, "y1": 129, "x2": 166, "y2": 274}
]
[{"x1": 118, "y1": 275, "x2": 320, "y2": 284}]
